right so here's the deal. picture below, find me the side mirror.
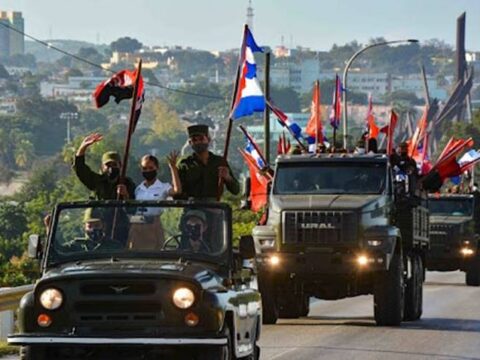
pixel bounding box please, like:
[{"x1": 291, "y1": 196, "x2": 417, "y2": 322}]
[
  {"x1": 239, "y1": 235, "x2": 256, "y2": 259},
  {"x1": 28, "y1": 234, "x2": 40, "y2": 259}
]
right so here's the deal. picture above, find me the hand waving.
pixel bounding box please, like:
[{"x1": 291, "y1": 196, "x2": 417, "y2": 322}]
[{"x1": 167, "y1": 150, "x2": 180, "y2": 168}]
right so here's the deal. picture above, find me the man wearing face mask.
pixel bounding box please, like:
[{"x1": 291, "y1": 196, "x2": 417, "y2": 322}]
[
  {"x1": 73, "y1": 133, "x2": 136, "y2": 200},
  {"x1": 177, "y1": 125, "x2": 240, "y2": 200}
]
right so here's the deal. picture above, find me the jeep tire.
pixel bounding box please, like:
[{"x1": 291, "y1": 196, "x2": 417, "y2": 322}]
[
  {"x1": 404, "y1": 253, "x2": 423, "y2": 321},
  {"x1": 374, "y1": 251, "x2": 405, "y2": 326},
  {"x1": 20, "y1": 346, "x2": 46, "y2": 360},
  {"x1": 259, "y1": 275, "x2": 279, "y2": 324}
]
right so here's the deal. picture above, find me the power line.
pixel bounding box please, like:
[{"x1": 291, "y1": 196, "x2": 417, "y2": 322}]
[{"x1": 0, "y1": 21, "x2": 227, "y2": 101}]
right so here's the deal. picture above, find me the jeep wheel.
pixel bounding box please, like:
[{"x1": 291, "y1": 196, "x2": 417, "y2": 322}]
[
  {"x1": 196, "y1": 325, "x2": 233, "y2": 360},
  {"x1": 404, "y1": 254, "x2": 423, "y2": 321},
  {"x1": 374, "y1": 251, "x2": 404, "y2": 326},
  {"x1": 466, "y1": 254, "x2": 480, "y2": 286},
  {"x1": 20, "y1": 346, "x2": 47, "y2": 360}
]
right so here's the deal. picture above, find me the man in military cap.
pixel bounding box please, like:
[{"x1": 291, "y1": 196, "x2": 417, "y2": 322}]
[
  {"x1": 177, "y1": 125, "x2": 239, "y2": 200},
  {"x1": 391, "y1": 142, "x2": 418, "y2": 176},
  {"x1": 73, "y1": 133, "x2": 135, "y2": 200}
]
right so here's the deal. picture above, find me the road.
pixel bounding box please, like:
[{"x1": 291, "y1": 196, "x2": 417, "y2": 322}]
[
  {"x1": 2, "y1": 271, "x2": 479, "y2": 360},
  {"x1": 259, "y1": 271, "x2": 480, "y2": 360}
]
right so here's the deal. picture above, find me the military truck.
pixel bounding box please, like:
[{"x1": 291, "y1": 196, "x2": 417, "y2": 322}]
[
  {"x1": 427, "y1": 194, "x2": 480, "y2": 286},
  {"x1": 8, "y1": 200, "x2": 261, "y2": 360},
  {"x1": 252, "y1": 154, "x2": 429, "y2": 326}
]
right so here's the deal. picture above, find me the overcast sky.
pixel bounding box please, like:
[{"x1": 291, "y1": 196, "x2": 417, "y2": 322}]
[{"x1": 2, "y1": 0, "x2": 480, "y2": 51}]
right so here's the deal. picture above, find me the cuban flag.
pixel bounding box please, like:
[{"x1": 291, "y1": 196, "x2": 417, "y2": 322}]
[
  {"x1": 230, "y1": 25, "x2": 265, "y2": 120},
  {"x1": 459, "y1": 149, "x2": 480, "y2": 166},
  {"x1": 267, "y1": 101, "x2": 302, "y2": 139},
  {"x1": 245, "y1": 137, "x2": 266, "y2": 169}
]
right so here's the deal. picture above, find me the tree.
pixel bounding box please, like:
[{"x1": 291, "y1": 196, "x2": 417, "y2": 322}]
[
  {"x1": 270, "y1": 87, "x2": 301, "y2": 112},
  {"x1": 0, "y1": 202, "x2": 28, "y2": 240},
  {"x1": 110, "y1": 37, "x2": 143, "y2": 53},
  {"x1": 14, "y1": 139, "x2": 35, "y2": 169}
]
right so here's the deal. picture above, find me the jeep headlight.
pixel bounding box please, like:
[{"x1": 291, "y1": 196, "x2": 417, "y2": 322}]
[
  {"x1": 173, "y1": 287, "x2": 195, "y2": 309},
  {"x1": 39, "y1": 288, "x2": 63, "y2": 310}
]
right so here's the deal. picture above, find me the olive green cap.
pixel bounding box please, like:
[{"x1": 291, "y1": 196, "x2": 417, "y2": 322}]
[
  {"x1": 184, "y1": 209, "x2": 207, "y2": 224},
  {"x1": 187, "y1": 124, "x2": 209, "y2": 138},
  {"x1": 83, "y1": 208, "x2": 103, "y2": 223},
  {"x1": 101, "y1": 151, "x2": 121, "y2": 165}
]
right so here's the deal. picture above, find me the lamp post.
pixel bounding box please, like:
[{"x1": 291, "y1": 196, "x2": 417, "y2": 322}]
[
  {"x1": 60, "y1": 112, "x2": 79, "y2": 144},
  {"x1": 342, "y1": 39, "x2": 419, "y2": 149}
]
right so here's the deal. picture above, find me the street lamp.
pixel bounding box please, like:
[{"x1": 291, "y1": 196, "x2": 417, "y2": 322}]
[
  {"x1": 342, "y1": 39, "x2": 419, "y2": 149},
  {"x1": 59, "y1": 112, "x2": 79, "y2": 144}
]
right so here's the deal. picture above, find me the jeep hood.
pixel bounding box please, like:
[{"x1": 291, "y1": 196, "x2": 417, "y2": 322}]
[{"x1": 41, "y1": 259, "x2": 226, "y2": 291}]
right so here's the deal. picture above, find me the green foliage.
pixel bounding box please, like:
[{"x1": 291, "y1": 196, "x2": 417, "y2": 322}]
[
  {"x1": 110, "y1": 37, "x2": 143, "y2": 53},
  {"x1": 271, "y1": 87, "x2": 301, "y2": 112}
]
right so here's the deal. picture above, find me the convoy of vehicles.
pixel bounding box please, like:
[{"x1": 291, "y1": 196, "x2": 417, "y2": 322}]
[
  {"x1": 252, "y1": 153, "x2": 429, "y2": 326},
  {"x1": 8, "y1": 201, "x2": 261, "y2": 360},
  {"x1": 427, "y1": 194, "x2": 480, "y2": 286}
]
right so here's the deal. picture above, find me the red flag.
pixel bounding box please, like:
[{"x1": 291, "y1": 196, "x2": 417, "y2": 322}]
[
  {"x1": 306, "y1": 81, "x2": 322, "y2": 142},
  {"x1": 384, "y1": 110, "x2": 398, "y2": 156},
  {"x1": 437, "y1": 157, "x2": 462, "y2": 180},
  {"x1": 409, "y1": 106, "x2": 428, "y2": 157},
  {"x1": 368, "y1": 113, "x2": 380, "y2": 139},
  {"x1": 93, "y1": 69, "x2": 145, "y2": 132},
  {"x1": 240, "y1": 149, "x2": 269, "y2": 212}
]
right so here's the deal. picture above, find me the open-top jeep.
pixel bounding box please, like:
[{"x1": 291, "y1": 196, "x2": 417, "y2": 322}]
[
  {"x1": 253, "y1": 153, "x2": 429, "y2": 326},
  {"x1": 427, "y1": 194, "x2": 480, "y2": 285},
  {"x1": 8, "y1": 201, "x2": 261, "y2": 360}
]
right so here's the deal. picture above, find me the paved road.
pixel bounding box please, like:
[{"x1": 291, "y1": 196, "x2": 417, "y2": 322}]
[
  {"x1": 2, "y1": 271, "x2": 479, "y2": 360},
  {"x1": 260, "y1": 271, "x2": 480, "y2": 360}
]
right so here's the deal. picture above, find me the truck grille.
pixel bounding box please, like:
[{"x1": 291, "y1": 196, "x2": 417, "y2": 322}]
[
  {"x1": 283, "y1": 211, "x2": 357, "y2": 244},
  {"x1": 430, "y1": 224, "x2": 454, "y2": 245}
]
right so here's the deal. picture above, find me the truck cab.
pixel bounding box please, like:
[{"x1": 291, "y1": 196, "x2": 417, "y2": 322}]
[
  {"x1": 427, "y1": 194, "x2": 480, "y2": 285},
  {"x1": 253, "y1": 153, "x2": 429, "y2": 326}
]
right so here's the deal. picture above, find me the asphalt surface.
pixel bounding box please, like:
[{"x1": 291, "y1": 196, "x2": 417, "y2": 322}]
[
  {"x1": 259, "y1": 271, "x2": 480, "y2": 360},
  {"x1": 2, "y1": 271, "x2": 479, "y2": 360}
]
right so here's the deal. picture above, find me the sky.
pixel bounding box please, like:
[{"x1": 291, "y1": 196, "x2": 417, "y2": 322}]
[{"x1": 2, "y1": 0, "x2": 480, "y2": 51}]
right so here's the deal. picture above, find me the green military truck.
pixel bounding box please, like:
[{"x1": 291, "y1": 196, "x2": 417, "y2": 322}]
[
  {"x1": 427, "y1": 194, "x2": 480, "y2": 286},
  {"x1": 252, "y1": 154, "x2": 429, "y2": 326}
]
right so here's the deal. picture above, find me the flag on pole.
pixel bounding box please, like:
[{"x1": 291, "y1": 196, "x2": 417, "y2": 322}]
[
  {"x1": 409, "y1": 106, "x2": 428, "y2": 157},
  {"x1": 365, "y1": 94, "x2": 379, "y2": 139},
  {"x1": 239, "y1": 149, "x2": 270, "y2": 212},
  {"x1": 267, "y1": 101, "x2": 302, "y2": 138},
  {"x1": 230, "y1": 25, "x2": 265, "y2": 120},
  {"x1": 305, "y1": 81, "x2": 323, "y2": 142},
  {"x1": 329, "y1": 74, "x2": 342, "y2": 129},
  {"x1": 459, "y1": 149, "x2": 480, "y2": 172},
  {"x1": 93, "y1": 69, "x2": 145, "y2": 132},
  {"x1": 245, "y1": 137, "x2": 266, "y2": 169},
  {"x1": 381, "y1": 110, "x2": 398, "y2": 156}
]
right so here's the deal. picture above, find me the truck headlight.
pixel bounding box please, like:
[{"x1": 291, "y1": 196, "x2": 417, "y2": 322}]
[
  {"x1": 173, "y1": 287, "x2": 195, "y2": 309},
  {"x1": 39, "y1": 288, "x2": 63, "y2": 310},
  {"x1": 367, "y1": 240, "x2": 382, "y2": 247},
  {"x1": 461, "y1": 248, "x2": 475, "y2": 256}
]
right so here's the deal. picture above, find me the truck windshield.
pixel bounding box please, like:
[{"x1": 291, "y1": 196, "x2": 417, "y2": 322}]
[
  {"x1": 273, "y1": 162, "x2": 387, "y2": 195},
  {"x1": 47, "y1": 203, "x2": 228, "y2": 266},
  {"x1": 428, "y1": 198, "x2": 474, "y2": 217}
]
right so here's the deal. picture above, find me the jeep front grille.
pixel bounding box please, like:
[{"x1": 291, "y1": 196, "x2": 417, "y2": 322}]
[{"x1": 283, "y1": 211, "x2": 357, "y2": 244}]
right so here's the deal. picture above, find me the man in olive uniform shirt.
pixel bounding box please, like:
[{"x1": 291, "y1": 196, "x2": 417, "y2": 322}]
[
  {"x1": 177, "y1": 125, "x2": 240, "y2": 200},
  {"x1": 73, "y1": 133, "x2": 135, "y2": 200}
]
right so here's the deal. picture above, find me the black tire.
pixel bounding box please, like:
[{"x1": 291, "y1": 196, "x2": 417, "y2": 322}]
[
  {"x1": 20, "y1": 346, "x2": 47, "y2": 360},
  {"x1": 196, "y1": 325, "x2": 233, "y2": 360},
  {"x1": 404, "y1": 254, "x2": 423, "y2": 321},
  {"x1": 466, "y1": 254, "x2": 480, "y2": 286},
  {"x1": 300, "y1": 295, "x2": 310, "y2": 317},
  {"x1": 374, "y1": 251, "x2": 405, "y2": 326},
  {"x1": 259, "y1": 275, "x2": 279, "y2": 324},
  {"x1": 278, "y1": 292, "x2": 303, "y2": 319}
]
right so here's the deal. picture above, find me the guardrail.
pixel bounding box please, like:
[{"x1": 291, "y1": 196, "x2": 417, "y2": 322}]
[{"x1": 0, "y1": 285, "x2": 34, "y2": 312}]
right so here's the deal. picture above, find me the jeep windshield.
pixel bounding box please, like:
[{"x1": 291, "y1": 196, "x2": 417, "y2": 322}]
[
  {"x1": 46, "y1": 202, "x2": 230, "y2": 266},
  {"x1": 273, "y1": 161, "x2": 387, "y2": 195},
  {"x1": 428, "y1": 198, "x2": 474, "y2": 217}
]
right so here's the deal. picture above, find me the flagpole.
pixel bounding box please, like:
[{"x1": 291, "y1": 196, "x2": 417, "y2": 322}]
[
  {"x1": 263, "y1": 51, "x2": 271, "y2": 164},
  {"x1": 333, "y1": 76, "x2": 338, "y2": 148},
  {"x1": 238, "y1": 125, "x2": 270, "y2": 168},
  {"x1": 315, "y1": 80, "x2": 320, "y2": 153},
  {"x1": 120, "y1": 59, "x2": 143, "y2": 183}
]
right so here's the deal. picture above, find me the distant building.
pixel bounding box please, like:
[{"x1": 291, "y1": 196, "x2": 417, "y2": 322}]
[{"x1": 0, "y1": 11, "x2": 25, "y2": 56}]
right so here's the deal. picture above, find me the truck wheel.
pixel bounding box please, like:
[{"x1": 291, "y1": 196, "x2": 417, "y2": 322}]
[
  {"x1": 404, "y1": 254, "x2": 423, "y2": 321},
  {"x1": 278, "y1": 292, "x2": 303, "y2": 319},
  {"x1": 300, "y1": 295, "x2": 310, "y2": 317},
  {"x1": 374, "y1": 251, "x2": 404, "y2": 326},
  {"x1": 259, "y1": 276, "x2": 279, "y2": 324},
  {"x1": 466, "y1": 255, "x2": 480, "y2": 286},
  {"x1": 20, "y1": 346, "x2": 47, "y2": 360}
]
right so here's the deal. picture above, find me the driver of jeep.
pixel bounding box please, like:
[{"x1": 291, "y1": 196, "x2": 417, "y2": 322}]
[{"x1": 181, "y1": 210, "x2": 210, "y2": 253}]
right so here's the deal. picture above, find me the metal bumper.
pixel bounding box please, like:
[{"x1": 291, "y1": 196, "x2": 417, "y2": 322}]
[{"x1": 8, "y1": 334, "x2": 227, "y2": 346}]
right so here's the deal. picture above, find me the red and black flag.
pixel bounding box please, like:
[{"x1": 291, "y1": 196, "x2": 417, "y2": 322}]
[{"x1": 93, "y1": 69, "x2": 145, "y2": 131}]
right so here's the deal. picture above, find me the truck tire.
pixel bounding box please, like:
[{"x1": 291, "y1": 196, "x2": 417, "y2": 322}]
[
  {"x1": 374, "y1": 251, "x2": 404, "y2": 326},
  {"x1": 466, "y1": 255, "x2": 480, "y2": 286},
  {"x1": 259, "y1": 277, "x2": 279, "y2": 324},
  {"x1": 278, "y1": 290, "x2": 305, "y2": 319},
  {"x1": 300, "y1": 295, "x2": 310, "y2": 317},
  {"x1": 20, "y1": 346, "x2": 47, "y2": 360},
  {"x1": 404, "y1": 254, "x2": 423, "y2": 321}
]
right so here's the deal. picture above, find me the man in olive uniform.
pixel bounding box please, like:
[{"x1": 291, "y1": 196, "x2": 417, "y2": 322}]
[
  {"x1": 177, "y1": 125, "x2": 239, "y2": 200},
  {"x1": 73, "y1": 133, "x2": 135, "y2": 200}
]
